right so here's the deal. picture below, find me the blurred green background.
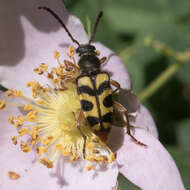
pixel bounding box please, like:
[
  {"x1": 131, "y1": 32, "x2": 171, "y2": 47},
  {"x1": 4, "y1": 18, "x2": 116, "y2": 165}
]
[{"x1": 65, "y1": 0, "x2": 190, "y2": 189}]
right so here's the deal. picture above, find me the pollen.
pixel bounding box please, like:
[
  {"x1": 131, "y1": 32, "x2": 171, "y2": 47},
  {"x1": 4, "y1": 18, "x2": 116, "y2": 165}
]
[
  {"x1": 6, "y1": 89, "x2": 23, "y2": 98},
  {"x1": 39, "y1": 158, "x2": 53, "y2": 168},
  {"x1": 24, "y1": 104, "x2": 33, "y2": 111},
  {"x1": 2, "y1": 47, "x2": 115, "y2": 170},
  {"x1": 18, "y1": 128, "x2": 28, "y2": 136},
  {"x1": 54, "y1": 50, "x2": 60, "y2": 59},
  {"x1": 108, "y1": 152, "x2": 116, "y2": 163},
  {"x1": 8, "y1": 171, "x2": 21, "y2": 180},
  {"x1": 20, "y1": 141, "x2": 31, "y2": 153},
  {"x1": 39, "y1": 63, "x2": 48, "y2": 72},
  {"x1": 86, "y1": 165, "x2": 94, "y2": 171},
  {"x1": 11, "y1": 136, "x2": 18, "y2": 145},
  {"x1": 67, "y1": 45, "x2": 75, "y2": 58},
  {"x1": 26, "y1": 110, "x2": 38, "y2": 122},
  {"x1": 8, "y1": 115, "x2": 15, "y2": 125},
  {"x1": 0, "y1": 100, "x2": 6, "y2": 109}
]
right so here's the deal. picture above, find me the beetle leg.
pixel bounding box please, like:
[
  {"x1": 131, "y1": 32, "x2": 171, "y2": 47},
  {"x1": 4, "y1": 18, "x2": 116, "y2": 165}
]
[
  {"x1": 110, "y1": 80, "x2": 120, "y2": 94},
  {"x1": 73, "y1": 110, "x2": 87, "y2": 158},
  {"x1": 113, "y1": 101, "x2": 147, "y2": 147},
  {"x1": 100, "y1": 57, "x2": 107, "y2": 64}
]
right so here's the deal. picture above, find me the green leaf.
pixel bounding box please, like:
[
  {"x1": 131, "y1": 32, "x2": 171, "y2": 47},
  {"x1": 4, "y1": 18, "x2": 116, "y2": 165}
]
[
  {"x1": 176, "y1": 62, "x2": 190, "y2": 82},
  {"x1": 0, "y1": 84, "x2": 8, "y2": 92},
  {"x1": 177, "y1": 119, "x2": 190, "y2": 152},
  {"x1": 167, "y1": 0, "x2": 190, "y2": 18},
  {"x1": 104, "y1": 1, "x2": 190, "y2": 91},
  {"x1": 118, "y1": 174, "x2": 140, "y2": 190}
]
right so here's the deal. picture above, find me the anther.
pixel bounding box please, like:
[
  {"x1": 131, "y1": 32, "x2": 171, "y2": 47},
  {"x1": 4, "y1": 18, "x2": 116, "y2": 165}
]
[
  {"x1": 39, "y1": 158, "x2": 53, "y2": 168},
  {"x1": 8, "y1": 171, "x2": 21, "y2": 180},
  {"x1": 0, "y1": 100, "x2": 6, "y2": 109},
  {"x1": 86, "y1": 165, "x2": 94, "y2": 171},
  {"x1": 67, "y1": 46, "x2": 75, "y2": 58},
  {"x1": 54, "y1": 50, "x2": 60, "y2": 59},
  {"x1": 20, "y1": 141, "x2": 31, "y2": 153},
  {"x1": 11, "y1": 136, "x2": 18, "y2": 145}
]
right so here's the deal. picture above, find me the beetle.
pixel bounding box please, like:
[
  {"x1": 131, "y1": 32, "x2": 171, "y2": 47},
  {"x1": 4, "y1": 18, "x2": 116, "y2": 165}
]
[{"x1": 39, "y1": 7, "x2": 146, "y2": 147}]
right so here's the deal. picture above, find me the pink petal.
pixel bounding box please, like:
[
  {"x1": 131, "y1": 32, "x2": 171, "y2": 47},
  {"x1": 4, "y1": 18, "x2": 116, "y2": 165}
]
[
  {"x1": 1, "y1": 104, "x2": 118, "y2": 190},
  {"x1": 114, "y1": 127, "x2": 185, "y2": 190},
  {"x1": 0, "y1": 138, "x2": 35, "y2": 190},
  {"x1": 0, "y1": 0, "x2": 88, "y2": 95},
  {"x1": 4, "y1": 159, "x2": 118, "y2": 190},
  {"x1": 0, "y1": 105, "x2": 36, "y2": 189},
  {"x1": 0, "y1": 0, "x2": 132, "y2": 97},
  {"x1": 0, "y1": 102, "x2": 20, "y2": 144},
  {"x1": 130, "y1": 104, "x2": 158, "y2": 138}
]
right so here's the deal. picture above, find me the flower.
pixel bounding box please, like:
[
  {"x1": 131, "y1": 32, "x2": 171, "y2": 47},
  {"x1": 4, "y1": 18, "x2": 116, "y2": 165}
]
[{"x1": 0, "y1": 1, "x2": 185, "y2": 190}]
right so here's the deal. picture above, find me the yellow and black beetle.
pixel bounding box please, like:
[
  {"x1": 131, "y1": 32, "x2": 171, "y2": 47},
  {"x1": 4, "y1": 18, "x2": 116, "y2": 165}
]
[{"x1": 39, "y1": 7, "x2": 146, "y2": 146}]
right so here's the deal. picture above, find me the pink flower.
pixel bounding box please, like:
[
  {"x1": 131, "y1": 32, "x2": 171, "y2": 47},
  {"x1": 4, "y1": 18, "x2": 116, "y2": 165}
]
[{"x1": 0, "y1": 0, "x2": 185, "y2": 190}]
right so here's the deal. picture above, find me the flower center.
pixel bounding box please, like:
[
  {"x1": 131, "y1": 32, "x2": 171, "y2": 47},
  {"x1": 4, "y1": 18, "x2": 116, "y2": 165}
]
[{"x1": 1, "y1": 47, "x2": 115, "y2": 170}]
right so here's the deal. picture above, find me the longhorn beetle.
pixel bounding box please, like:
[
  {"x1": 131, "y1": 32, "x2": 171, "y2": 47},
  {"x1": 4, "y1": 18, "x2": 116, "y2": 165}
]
[{"x1": 39, "y1": 7, "x2": 146, "y2": 147}]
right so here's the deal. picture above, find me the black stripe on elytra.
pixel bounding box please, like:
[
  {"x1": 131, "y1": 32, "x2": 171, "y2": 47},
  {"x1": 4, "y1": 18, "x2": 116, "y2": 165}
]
[
  {"x1": 89, "y1": 75, "x2": 103, "y2": 129},
  {"x1": 102, "y1": 112, "x2": 113, "y2": 123},
  {"x1": 103, "y1": 94, "x2": 113, "y2": 108},
  {"x1": 87, "y1": 116, "x2": 99, "y2": 126},
  {"x1": 77, "y1": 85, "x2": 95, "y2": 96},
  {"x1": 81, "y1": 100, "x2": 93, "y2": 111},
  {"x1": 97, "y1": 81, "x2": 110, "y2": 95}
]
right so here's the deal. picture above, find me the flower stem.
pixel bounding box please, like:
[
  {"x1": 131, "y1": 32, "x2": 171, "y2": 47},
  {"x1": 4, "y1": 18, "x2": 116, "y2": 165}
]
[
  {"x1": 137, "y1": 61, "x2": 182, "y2": 101},
  {"x1": 138, "y1": 38, "x2": 190, "y2": 102}
]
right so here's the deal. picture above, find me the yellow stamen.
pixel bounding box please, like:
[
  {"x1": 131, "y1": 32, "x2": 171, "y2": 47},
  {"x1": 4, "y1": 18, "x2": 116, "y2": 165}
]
[
  {"x1": 0, "y1": 100, "x2": 6, "y2": 109},
  {"x1": 37, "y1": 99, "x2": 44, "y2": 105},
  {"x1": 37, "y1": 146, "x2": 48, "y2": 157},
  {"x1": 8, "y1": 171, "x2": 20, "y2": 180},
  {"x1": 67, "y1": 45, "x2": 75, "y2": 58},
  {"x1": 86, "y1": 156, "x2": 97, "y2": 162},
  {"x1": 70, "y1": 155, "x2": 80, "y2": 162},
  {"x1": 18, "y1": 128, "x2": 28, "y2": 136},
  {"x1": 87, "y1": 142, "x2": 94, "y2": 150},
  {"x1": 41, "y1": 136, "x2": 54, "y2": 145},
  {"x1": 108, "y1": 152, "x2": 116, "y2": 163},
  {"x1": 6, "y1": 90, "x2": 14, "y2": 98},
  {"x1": 11, "y1": 136, "x2": 18, "y2": 145},
  {"x1": 13, "y1": 90, "x2": 23, "y2": 97},
  {"x1": 96, "y1": 155, "x2": 108, "y2": 164},
  {"x1": 54, "y1": 50, "x2": 60, "y2": 59},
  {"x1": 17, "y1": 115, "x2": 24, "y2": 124},
  {"x1": 86, "y1": 165, "x2": 94, "y2": 171},
  {"x1": 26, "y1": 110, "x2": 38, "y2": 122},
  {"x1": 24, "y1": 104, "x2": 33, "y2": 111},
  {"x1": 33, "y1": 68, "x2": 43, "y2": 75},
  {"x1": 2, "y1": 46, "x2": 115, "y2": 170},
  {"x1": 39, "y1": 63, "x2": 48, "y2": 72},
  {"x1": 20, "y1": 141, "x2": 31, "y2": 153},
  {"x1": 39, "y1": 158, "x2": 53, "y2": 168},
  {"x1": 8, "y1": 115, "x2": 15, "y2": 125}
]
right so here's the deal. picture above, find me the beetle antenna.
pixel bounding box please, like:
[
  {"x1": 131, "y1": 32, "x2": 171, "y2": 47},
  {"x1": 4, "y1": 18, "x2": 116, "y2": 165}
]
[
  {"x1": 38, "y1": 6, "x2": 80, "y2": 46},
  {"x1": 89, "y1": 11, "x2": 103, "y2": 44}
]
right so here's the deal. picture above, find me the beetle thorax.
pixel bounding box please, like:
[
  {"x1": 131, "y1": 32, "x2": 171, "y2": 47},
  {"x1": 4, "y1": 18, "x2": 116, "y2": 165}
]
[{"x1": 76, "y1": 44, "x2": 101, "y2": 74}]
